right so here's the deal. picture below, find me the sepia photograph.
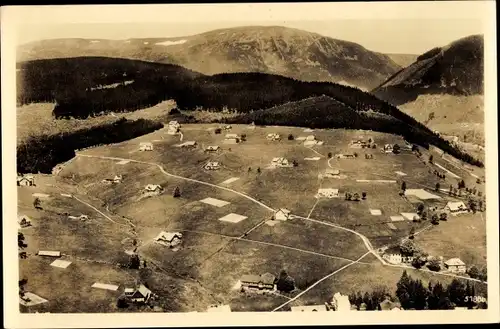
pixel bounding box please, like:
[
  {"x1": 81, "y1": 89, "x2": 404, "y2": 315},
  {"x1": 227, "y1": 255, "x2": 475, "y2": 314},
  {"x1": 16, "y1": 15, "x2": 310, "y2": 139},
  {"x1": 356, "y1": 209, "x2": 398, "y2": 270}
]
[{"x1": 2, "y1": 1, "x2": 498, "y2": 327}]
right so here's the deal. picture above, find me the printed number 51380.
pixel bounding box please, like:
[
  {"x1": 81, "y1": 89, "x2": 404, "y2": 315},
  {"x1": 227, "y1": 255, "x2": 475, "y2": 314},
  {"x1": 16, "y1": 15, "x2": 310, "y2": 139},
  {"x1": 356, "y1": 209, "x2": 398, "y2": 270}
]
[{"x1": 465, "y1": 296, "x2": 487, "y2": 303}]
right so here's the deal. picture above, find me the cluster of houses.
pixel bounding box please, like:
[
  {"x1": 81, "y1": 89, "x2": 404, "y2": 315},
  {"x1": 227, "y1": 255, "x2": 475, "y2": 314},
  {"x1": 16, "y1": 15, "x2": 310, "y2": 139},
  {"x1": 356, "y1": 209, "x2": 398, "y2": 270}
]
[
  {"x1": 444, "y1": 201, "x2": 469, "y2": 216},
  {"x1": 381, "y1": 246, "x2": 467, "y2": 273},
  {"x1": 124, "y1": 284, "x2": 153, "y2": 304},
  {"x1": 101, "y1": 175, "x2": 123, "y2": 185},
  {"x1": 17, "y1": 174, "x2": 35, "y2": 187},
  {"x1": 349, "y1": 138, "x2": 375, "y2": 149},
  {"x1": 167, "y1": 121, "x2": 180, "y2": 135}
]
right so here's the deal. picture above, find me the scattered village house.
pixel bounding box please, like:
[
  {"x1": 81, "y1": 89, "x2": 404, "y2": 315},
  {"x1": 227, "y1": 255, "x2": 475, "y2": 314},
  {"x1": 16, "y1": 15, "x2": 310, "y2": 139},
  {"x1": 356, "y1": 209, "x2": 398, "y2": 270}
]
[
  {"x1": 102, "y1": 175, "x2": 123, "y2": 185},
  {"x1": 144, "y1": 184, "x2": 163, "y2": 194},
  {"x1": 350, "y1": 139, "x2": 371, "y2": 148},
  {"x1": 316, "y1": 188, "x2": 339, "y2": 198},
  {"x1": 154, "y1": 231, "x2": 183, "y2": 248},
  {"x1": 273, "y1": 208, "x2": 291, "y2": 221},
  {"x1": 267, "y1": 133, "x2": 281, "y2": 141},
  {"x1": 139, "y1": 142, "x2": 154, "y2": 151},
  {"x1": 240, "y1": 273, "x2": 276, "y2": 291},
  {"x1": 271, "y1": 157, "x2": 291, "y2": 167},
  {"x1": 329, "y1": 292, "x2": 352, "y2": 311},
  {"x1": 382, "y1": 246, "x2": 414, "y2": 265},
  {"x1": 37, "y1": 250, "x2": 61, "y2": 257},
  {"x1": 383, "y1": 144, "x2": 394, "y2": 153},
  {"x1": 335, "y1": 153, "x2": 356, "y2": 159},
  {"x1": 124, "y1": 284, "x2": 152, "y2": 303},
  {"x1": 205, "y1": 145, "x2": 220, "y2": 152},
  {"x1": 17, "y1": 175, "x2": 35, "y2": 187},
  {"x1": 168, "y1": 120, "x2": 181, "y2": 130},
  {"x1": 324, "y1": 169, "x2": 340, "y2": 177},
  {"x1": 18, "y1": 215, "x2": 32, "y2": 228},
  {"x1": 291, "y1": 305, "x2": 329, "y2": 312},
  {"x1": 204, "y1": 161, "x2": 221, "y2": 170},
  {"x1": 444, "y1": 258, "x2": 466, "y2": 273},
  {"x1": 224, "y1": 133, "x2": 241, "y2": 144},
  {"x1": 445, "y1": 201, "x2": 469, "y2": 215}
]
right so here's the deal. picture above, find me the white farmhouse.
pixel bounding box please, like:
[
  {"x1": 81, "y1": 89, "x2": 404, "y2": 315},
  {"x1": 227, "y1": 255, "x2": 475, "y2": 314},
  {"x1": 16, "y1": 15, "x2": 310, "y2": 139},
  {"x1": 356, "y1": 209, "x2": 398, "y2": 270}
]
[
  {"x1": 17, "y1": 175, "x2": 35, "y2": 187},
  {"x1": 144, "y1": 184, "x2": 163, "y2": 194},
  {"x1": 204, "y1": 161, "x2": 221, "y2": 170},
  {"x1": 139, "y1": 142, "x2": 154, "y2": 151},
  {"x1": 444, "y1": 258, "x2": 466, "y2": 273},
  {"x1": 205, "y1": 145, "x2": 220, "y2": 152},
  {"x1": 316, "y1": 188, "x2": 339, "y2": 198},
  {"x1": 444, "y1": 201, "x2": 469, "y2": 215},
  {"x1": 271, "y1": 157, "x2": 292, "y2": 168},
  {"x1": 266, "y1": 133, "x2": 281, "y2": 141},
  {"x1": 331, "y1": 292, "x2": 352, "y2": 312}
]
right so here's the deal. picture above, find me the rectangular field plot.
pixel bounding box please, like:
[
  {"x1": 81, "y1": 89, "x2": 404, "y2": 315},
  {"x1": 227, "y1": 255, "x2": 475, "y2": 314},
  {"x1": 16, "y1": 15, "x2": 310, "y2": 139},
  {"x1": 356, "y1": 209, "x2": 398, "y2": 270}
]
[
  {"x1": 404, "y1": 189, "x2": 441, "y2": 200},
  {"x1": 218, "y1": 213, "x2": 248, "y2": 223},
  {"x1": 200, "y1": 197, "x2": 231, "y2": 207}
]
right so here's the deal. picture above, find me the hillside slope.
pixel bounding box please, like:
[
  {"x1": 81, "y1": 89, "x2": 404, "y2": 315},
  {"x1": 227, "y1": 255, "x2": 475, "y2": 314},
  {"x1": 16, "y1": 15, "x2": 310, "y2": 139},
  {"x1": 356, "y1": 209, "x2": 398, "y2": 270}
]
[
  {"x1": 385, "y1": 53, "x2": 418, "y2": 68},
  {"x1": 372, "y1": 34, "x2": 484, "y2": 144},
  {"x1": 17, "y1": 26, "x2": 402, "y2": 90},
  {"x1": 17, "y1": 57, "x2": 483, "y2": 167}
]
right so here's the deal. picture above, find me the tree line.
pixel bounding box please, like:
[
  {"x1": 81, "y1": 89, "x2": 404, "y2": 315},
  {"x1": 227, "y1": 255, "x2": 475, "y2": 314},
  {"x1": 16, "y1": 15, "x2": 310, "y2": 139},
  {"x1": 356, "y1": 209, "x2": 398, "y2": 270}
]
[
  {"x1": 17, "y1": 118, "x2": 163, "y2": 174},
  {"x1": 349, "y1": 270, "x2": 487, "y2": 311}
]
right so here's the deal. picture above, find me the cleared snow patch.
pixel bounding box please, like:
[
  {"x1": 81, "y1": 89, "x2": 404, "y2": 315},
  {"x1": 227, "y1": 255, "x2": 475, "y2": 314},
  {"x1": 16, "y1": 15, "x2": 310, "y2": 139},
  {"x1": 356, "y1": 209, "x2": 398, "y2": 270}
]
[
  {"x1": 387, "y1": 223, "x2": 397, "y2": 230},
  {"x1": 60, "y1": 193, "x2": 72, "y2": 198},
  {"x1": 369, "y1": 209, "x2": 382, "y2": 216},
  {"x1": 304, "y1": 157, "x2": 321, "y2": 161},
  {"x1": 390, "y1": 216, "x2": 405, "y2": 222},
  {"x1": 395, "y1": 171, "x2": 407, "y2": 176},
  {"x1": 221, "y1": 177, "x2": 239, "y2": 185},
  {"x1": 19, "y1": 292, "x2": 48, "y2": 306},
  {"x1": 50, "y1": 259, "x2": 72, "y2": 269},
  {"x1": 404, "y1": 189, "x2": 441, "y2": 200},
  {"x1": 200, "y1": 197, "x2": 230, "y2": 207},
  {"x1": 117, "y1": 160, "x2": 130, "y2": 165},
  {"x1": 401, "y1": 213, "x2": 419, "y2": 221},
  {"x1": 32, "y1": 193, "x2": 50, "y2": 198},
  {"x1": 296, "y1": 136, "x2": 307, "y2": 141},
  {"x1": 156, "y1": 39, "x2": 187, "y2": 46},
  {"x1": 218, "y1": 213, "x2": 247, "y2": 223},
  {"x1": 91, "y1": 282, "x2": 119, "y2": 291}
]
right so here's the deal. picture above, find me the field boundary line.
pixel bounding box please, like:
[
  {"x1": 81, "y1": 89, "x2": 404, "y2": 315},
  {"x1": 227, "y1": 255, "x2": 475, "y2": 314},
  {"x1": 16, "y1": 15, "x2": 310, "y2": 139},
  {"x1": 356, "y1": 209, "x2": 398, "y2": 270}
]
[{"x1": 271, "y1": 251, "x2": 371, "y2": 312}]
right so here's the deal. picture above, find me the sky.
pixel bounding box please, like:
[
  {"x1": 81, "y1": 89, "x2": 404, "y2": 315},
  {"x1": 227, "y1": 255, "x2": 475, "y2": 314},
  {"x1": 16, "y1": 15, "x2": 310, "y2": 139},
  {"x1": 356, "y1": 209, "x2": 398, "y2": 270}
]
[{"x1": 8, "y1": 1, "x2": 491, "y2": 54}]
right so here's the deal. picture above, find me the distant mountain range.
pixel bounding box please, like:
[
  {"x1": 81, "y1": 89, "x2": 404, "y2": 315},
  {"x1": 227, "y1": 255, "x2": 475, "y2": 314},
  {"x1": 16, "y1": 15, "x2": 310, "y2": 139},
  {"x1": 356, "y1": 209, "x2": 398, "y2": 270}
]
[
  {"x1": 17, "y1": 25, "x2": 402, "y2": 91},
  {"x1": 385, "y1": 54, "x2": 418, "y2": 68},
  {"x1": 372, "y1": 34, "x2": 484, "y2": 145}
]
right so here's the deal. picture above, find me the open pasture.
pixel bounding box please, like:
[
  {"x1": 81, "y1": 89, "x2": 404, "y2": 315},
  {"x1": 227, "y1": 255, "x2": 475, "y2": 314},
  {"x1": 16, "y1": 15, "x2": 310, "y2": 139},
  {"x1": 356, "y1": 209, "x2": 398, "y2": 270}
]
[
  {"x1": 245, "y1": 217, "x2": 368, "y2": 261},
  {"x1": 291, "y1": 262, "x2": 461, "y2": 307},
  {"x1": 196, "y1": 239, "x2": 351, "y2": 299},
  {"x1": 414, "y1": 212, "x2": 487, "y2": 268}
]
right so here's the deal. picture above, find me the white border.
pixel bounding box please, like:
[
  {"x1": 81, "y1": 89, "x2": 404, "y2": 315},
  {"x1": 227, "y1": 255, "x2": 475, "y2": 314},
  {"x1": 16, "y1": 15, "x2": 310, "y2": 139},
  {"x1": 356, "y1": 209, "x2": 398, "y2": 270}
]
[{"x1": 2, "y1": 2, "x2": 498, "y2": 328}]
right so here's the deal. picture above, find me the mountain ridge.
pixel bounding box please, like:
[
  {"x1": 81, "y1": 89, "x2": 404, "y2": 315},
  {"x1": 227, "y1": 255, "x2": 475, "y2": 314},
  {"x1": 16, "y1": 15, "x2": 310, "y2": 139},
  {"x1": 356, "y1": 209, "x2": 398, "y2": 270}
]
[{"x1": 17, "y1": 25, "x2": 401, "y2": 91}]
